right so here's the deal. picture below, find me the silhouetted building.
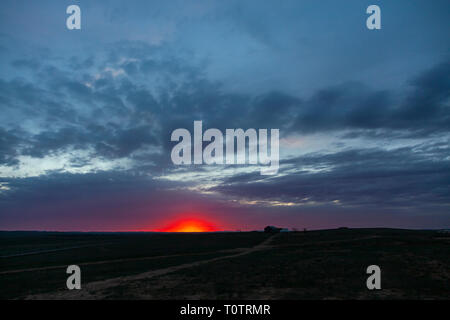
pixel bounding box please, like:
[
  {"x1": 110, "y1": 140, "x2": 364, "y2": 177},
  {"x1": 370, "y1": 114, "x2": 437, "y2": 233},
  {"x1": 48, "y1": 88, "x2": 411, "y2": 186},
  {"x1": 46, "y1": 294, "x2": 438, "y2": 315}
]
[{"x1": 264, "y1": 226, "x2": 288, "y2": 233}]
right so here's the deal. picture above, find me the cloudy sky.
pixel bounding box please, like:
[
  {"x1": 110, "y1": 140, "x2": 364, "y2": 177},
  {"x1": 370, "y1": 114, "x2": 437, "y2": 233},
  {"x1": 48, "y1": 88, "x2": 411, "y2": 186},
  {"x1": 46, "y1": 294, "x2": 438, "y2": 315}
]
[{"x1": 0, "y1": 0, "x2": 449, "y2": 231}]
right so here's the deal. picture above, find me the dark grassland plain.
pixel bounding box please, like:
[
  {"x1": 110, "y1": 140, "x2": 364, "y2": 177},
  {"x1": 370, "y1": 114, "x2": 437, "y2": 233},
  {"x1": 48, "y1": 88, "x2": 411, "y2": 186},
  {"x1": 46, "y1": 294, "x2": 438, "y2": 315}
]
[{"x1": 0, "y1": 229, "x2": 448, "y2": 299}]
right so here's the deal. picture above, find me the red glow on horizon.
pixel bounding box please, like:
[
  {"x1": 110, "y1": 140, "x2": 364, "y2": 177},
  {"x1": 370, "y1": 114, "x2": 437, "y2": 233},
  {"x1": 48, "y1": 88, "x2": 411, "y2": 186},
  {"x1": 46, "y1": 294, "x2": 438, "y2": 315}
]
[{"x1": 155, "y1": 218, "x2": 219, "y2": 232}]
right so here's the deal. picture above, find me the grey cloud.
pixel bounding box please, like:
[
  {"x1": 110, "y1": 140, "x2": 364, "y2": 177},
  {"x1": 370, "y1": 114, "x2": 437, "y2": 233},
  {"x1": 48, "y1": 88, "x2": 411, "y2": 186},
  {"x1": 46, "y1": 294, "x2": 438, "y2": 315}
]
[
  {"x1": 211, "y1": 144, "x2": 450, "y2": 210},
  {"x1": 291, "y1": 61, "x2": 450, "y2": 135},
  {"x1": 1, "y1": 42, "x2": 449, "y2": 202},
  {"x1": 11, "y1": 58, "x2": 40, "y2": 70},
  {"x1": 0, "y1": 128, "x2": 23, "y2": 165}
]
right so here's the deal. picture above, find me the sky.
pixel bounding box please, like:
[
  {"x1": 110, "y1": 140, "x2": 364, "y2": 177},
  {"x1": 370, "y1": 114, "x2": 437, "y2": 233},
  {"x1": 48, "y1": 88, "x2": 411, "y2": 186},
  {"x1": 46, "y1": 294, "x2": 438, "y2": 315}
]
[{"x1": 0, "y1": 0, "x2": 449, "y2": 231}]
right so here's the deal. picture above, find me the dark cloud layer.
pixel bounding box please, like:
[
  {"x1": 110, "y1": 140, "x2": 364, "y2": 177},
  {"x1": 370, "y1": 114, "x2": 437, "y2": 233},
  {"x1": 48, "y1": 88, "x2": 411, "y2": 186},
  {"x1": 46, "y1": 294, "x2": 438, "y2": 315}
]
[
  {"x1": 292, "y1": 61, "x2": 450, "y2": 134},
  {"x1": 2, "y1": 47, "x2": 449, "y2": 164},
  {"x1": 213, "y1": 144, "x2": 450, "y2": 208}
]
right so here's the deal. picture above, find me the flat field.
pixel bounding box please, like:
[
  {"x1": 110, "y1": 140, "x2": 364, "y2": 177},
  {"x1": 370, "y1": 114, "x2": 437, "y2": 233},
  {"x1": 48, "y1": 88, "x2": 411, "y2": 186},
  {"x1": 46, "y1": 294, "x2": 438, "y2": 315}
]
[{"x1": 0, "y1": 229, "x2": 448, "y2": 299}]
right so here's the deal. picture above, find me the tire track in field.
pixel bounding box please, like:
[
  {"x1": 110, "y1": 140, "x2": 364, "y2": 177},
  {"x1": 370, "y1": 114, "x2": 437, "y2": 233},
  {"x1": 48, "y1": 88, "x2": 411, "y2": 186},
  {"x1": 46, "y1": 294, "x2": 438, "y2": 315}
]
[
  {"x1": 0, "y1": 247, "x2": 243, "y2": 275},
  {"x1": 25, "y1": 234, "x2": 277, "y2": 300}
]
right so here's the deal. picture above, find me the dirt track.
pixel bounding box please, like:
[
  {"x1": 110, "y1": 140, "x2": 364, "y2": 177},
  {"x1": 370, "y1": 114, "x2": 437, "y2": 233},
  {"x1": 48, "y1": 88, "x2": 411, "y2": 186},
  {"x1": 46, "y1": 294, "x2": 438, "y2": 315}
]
[
  {"x1": 25, "y1": 234, "x2": 277, "y2": 299},
  {"x1": 0, "y1": 247, "x2": 242, "y2": 275}
]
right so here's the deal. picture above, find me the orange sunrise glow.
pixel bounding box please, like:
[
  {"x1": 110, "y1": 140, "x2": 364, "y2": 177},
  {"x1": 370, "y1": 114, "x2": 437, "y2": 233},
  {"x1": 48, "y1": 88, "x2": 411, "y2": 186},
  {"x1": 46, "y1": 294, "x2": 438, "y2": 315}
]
[{"x1": 157, "y1": 219, "x2": 218, "y2": 232}]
